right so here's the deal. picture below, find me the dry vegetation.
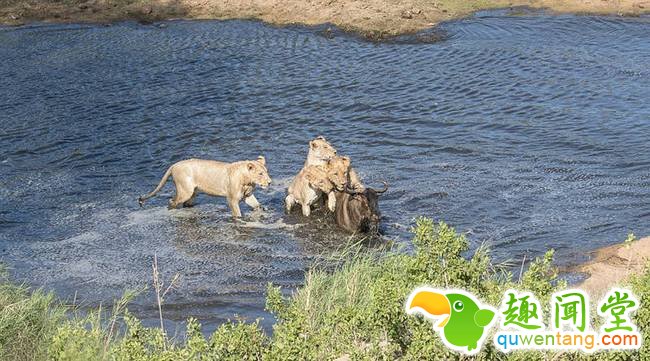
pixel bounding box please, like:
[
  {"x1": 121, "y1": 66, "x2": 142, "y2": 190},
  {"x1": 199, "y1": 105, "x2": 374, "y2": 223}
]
[{"x1": 1, "y1": 0, "x2": 648, "y2": 37}]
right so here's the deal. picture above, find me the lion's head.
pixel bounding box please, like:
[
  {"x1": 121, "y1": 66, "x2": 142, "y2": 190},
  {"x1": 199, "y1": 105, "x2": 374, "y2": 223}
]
[
  {"x1": 308, "y1": 136, "x2": 337, "y2": 163},
  {"x1": 304, "y1": 165, "x2": 333, "y2": 193},
  {"x1": 325, "y1": 155, "x2": 351, "y2": 191},
  {"x1": 247, "y1": 156, "x2": 272, "y2": 189}
]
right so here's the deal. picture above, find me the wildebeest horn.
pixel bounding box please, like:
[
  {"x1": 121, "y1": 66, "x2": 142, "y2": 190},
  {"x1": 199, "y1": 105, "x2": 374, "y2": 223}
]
[{"x1": 374, "y1": 181, "x2": 388, "y2": 194}]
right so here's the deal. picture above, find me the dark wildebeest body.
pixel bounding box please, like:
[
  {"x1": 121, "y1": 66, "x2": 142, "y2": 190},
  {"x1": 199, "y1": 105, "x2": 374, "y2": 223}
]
[{"x1": 334, "y1": 183, "x2": 387, "y2": 233}]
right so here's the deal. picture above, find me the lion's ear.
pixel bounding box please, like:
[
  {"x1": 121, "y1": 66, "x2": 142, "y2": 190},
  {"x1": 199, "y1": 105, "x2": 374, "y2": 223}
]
[
  {"x1": 310, "y1": 140, "x2": 318, "y2": 149},
  {"x1": 341, "y1": 156, "x2": 351, "y2": 166},
  {"x1": 257, "y1": 155, "x2": 266, "y2": 166},
  {"x1": 247, "y1": 162, "x2": 255, "y2": 171}
]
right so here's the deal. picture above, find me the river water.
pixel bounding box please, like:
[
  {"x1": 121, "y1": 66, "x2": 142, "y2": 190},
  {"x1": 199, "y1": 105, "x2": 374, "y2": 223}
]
[{"x1": 1, "y1": 10, "x2": 649, "y2": 333}]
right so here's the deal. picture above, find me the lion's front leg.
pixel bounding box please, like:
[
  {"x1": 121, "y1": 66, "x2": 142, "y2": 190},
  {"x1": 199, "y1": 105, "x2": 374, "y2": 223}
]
[
  {"x1": 301, "y1": 203, "x2": 311, "y2": 217},
  {"x1": 285, "y1": 194, "x2": 296, "y2": 213},
  {"x1": 244, "y1": 194, "x2": 261, "y2": 209},
  {"x1": 348, "y1": 168, "x2": 365, "y2": 192},
  {"x1": 327, "y1": 191, "x2": 336, "y2": 212},
  {"x1": 227, "y1": 197, "x2": 242, "y2": 218}
]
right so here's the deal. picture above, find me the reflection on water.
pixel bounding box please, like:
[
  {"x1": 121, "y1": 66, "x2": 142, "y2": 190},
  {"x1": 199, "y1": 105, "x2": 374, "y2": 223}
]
[{"x1": 0, "y1": 11, "x2": 649, "y2": 332}]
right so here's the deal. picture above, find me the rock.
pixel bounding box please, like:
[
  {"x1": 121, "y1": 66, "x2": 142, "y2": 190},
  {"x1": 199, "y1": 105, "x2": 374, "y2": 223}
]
[
  {"x1": 320, "y1": 26, "x2": 335, "y2": 39},
  {"x1": 400, "y1": 10, "x2": 413, "y2": 19}
]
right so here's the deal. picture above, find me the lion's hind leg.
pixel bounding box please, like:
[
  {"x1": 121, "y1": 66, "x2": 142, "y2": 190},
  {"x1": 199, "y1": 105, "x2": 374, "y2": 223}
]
[
  {"x1": 182, "y1": 189, "x2": 198, "y2": 208},
  {"x1": 169, "y1": 190, "x2": 193, "y2": 209},
  {"x1": 326, "y1": 191, "x2": 336, "y2": 212},
  {"x1": 169, "y1": 178, "x2": 194, "y2": 210}
]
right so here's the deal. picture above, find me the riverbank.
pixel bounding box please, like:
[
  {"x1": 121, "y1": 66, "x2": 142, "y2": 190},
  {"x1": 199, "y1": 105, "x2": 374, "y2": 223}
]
[
  {"x1": 1, "y1": 0, "x2": 648, "y2": 37},
  {"x1": 577, "y1": 235, "x2": 650, "y2": 297}
]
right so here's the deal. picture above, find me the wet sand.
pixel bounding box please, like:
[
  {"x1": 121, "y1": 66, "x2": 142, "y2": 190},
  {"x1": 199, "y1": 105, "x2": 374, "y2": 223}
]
[
  {"x1": 576, "y1": 236, "x2": 650, "y2": 297},
  {"x1": 1, "y1": 0, "x2": 648, "y2": 37}
]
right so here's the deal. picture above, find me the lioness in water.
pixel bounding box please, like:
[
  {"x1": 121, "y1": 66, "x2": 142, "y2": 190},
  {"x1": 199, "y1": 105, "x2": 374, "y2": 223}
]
[
  {"x1": 303, "y1": 136, "x2": 338, "y2": 167},
  {"x1": 138, "y1": 156, "x2": 271, "y2": 217},
  {"x1": 293, "y1": 136, "x2": 363, "y2": 213},
  {"x1": 303, "y1": 136, "x2": 363, "y2": 191},
  {"x1": 285, "y1": 156, "x2": 350, "y2": 216}
]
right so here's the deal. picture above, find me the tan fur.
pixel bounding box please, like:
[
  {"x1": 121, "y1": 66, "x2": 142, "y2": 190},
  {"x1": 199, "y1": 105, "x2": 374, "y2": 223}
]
[
  {"x1": 292, "y1": 137, "x2": 363, "y2": 215},
  {"x1": 139, "y1": 156, "x2": 271, "y2": 217},
  {"x1": 303, "y1": 136, "x2": 364, "y2": 191},
  {"x1": 304, "y1": 135, "x2": 337, "y2": 167},
  {"x1": 285, "y1": 156, "x2": 350, "y2": 216}
]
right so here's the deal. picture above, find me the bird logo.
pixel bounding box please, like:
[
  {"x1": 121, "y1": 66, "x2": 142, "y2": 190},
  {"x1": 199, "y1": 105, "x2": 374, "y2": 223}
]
[{"x1": 406, "y1": 287, "x2": 496, "y2": 355}]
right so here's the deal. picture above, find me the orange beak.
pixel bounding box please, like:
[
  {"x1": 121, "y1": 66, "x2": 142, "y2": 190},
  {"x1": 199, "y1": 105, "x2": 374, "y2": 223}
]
[{"x1": 407, "y1": 290, "x2": 451, "y2": 328}]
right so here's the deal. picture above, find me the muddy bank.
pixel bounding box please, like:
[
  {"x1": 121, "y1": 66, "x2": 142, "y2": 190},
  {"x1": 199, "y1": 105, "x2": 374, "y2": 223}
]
[
  {"x1": 1, "y1": 0, "x2": 648, "y2": 37},
  {"x1": 576, "y1": 236, "x2": 650, "y2": 297}
]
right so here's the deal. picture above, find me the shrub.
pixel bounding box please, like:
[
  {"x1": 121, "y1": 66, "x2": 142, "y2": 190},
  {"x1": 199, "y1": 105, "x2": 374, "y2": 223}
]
[
  {"x1": 1, "y1": 218, "x2": 649, "y2": 360},
  {"x1": 264, "y1": 218, "x2": 565, "y2": 360},
  {"x1": 0, "y1": 269, "x2": 66, "y2": 361}
]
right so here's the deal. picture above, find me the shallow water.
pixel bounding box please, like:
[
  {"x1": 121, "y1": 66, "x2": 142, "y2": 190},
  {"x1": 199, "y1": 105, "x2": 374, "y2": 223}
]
[{"x1": 1, "y1": 11, "x2": 649, "y2": 333}]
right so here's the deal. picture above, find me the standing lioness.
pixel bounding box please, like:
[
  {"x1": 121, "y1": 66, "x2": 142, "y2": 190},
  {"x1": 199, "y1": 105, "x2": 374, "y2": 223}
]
[{"x1": 138, "y1": 156, "x2": 271, "y2": 217}]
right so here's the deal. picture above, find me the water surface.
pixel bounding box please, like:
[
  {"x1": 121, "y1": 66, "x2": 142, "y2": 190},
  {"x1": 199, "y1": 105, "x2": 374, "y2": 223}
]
[{"x1": 1, "y1": 11, "x2": 649, "y2": 333}]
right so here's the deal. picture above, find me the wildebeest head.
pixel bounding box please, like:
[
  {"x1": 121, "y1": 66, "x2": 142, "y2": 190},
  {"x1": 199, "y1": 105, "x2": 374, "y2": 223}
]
[{"x1": 341, "y1": 182, "x2": 388, "y2": 233}]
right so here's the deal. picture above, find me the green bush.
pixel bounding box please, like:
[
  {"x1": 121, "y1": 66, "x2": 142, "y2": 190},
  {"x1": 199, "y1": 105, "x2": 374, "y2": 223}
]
[
  {"x1": 263, "y1": 218, "x2": 564, "y2": 360},
  {"x1": 0, "y1": 269, "x2": 66, "y2": 361},
  {"x1": 0, "y1": 218, "x2": 649, "y2": 360}
]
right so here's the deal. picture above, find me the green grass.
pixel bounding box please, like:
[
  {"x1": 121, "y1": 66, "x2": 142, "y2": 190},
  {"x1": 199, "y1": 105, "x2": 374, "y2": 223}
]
[
  {"x1": 1, "y1": 218, "x2": 649, "y2": 360},
  {"x1": 0, "y1": 273, "x2": 66, "y2": 361}
]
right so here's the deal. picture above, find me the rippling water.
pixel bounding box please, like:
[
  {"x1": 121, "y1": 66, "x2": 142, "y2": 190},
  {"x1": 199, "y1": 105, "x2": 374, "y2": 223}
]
[{"x1": 1, "y1": 11, "x2": 649, "y2": 333}]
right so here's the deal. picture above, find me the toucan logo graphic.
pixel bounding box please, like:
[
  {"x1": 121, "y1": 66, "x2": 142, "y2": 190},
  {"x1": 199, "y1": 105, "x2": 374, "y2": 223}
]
[{"x1": 406, "y1": 287, "x2": 497, "y2": 355}]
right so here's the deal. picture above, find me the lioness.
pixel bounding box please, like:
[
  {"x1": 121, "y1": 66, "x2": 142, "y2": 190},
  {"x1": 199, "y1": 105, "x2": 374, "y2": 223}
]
[
  {"x1": 304, "y1": 136, "x2": 338, "y2": 167},
  {"x1": 285, "y1": 156, "x2": 351, "y2": 216},
  {"x1": 138, "y1": 156, "x2": 271, "y2": 217},
  {"x1": 303, "y1": 136, "x2": 363, "y2": 191},
  {"x1": 294, "y1": 136, "x2": 364, "y2": 212}
]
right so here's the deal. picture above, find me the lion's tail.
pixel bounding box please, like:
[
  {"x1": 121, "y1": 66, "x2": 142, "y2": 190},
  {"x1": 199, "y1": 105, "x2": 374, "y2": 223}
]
[{"x1": 138, "y1": 166, "x2": 173, "y2": 207}]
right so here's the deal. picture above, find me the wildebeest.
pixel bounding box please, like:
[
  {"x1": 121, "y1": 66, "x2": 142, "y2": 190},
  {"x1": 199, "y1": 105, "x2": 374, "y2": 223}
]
[{"x1": 334, "y1": 182, "x2": 388, "y2": 233}]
